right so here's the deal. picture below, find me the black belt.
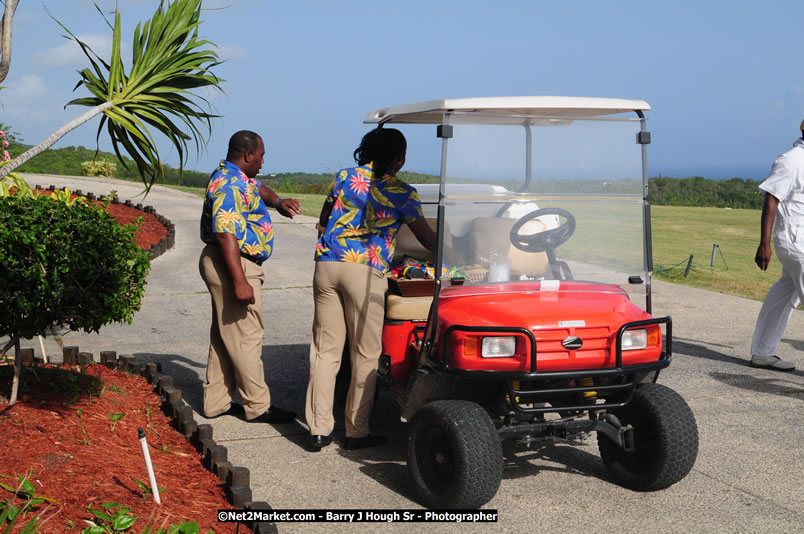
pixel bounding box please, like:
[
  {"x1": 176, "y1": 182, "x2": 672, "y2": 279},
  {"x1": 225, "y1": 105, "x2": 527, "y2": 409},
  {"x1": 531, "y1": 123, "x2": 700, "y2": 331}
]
[{"x1": 240, "y1": 251, "x2": 264, "y2": 266}]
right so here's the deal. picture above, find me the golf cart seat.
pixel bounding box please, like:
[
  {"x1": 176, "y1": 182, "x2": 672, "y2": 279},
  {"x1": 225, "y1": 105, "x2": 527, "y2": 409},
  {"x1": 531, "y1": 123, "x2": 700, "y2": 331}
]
[
  {"x1": 392, "y1": 217, "x2": 448, "y2": 264},
  {"x1": 385, "y1": 294, "x2": 432, "y2": 321},
  {"x1": 385, "y1": 218, "x2": 444, "y2": 321},
  {"x1": 470, "y1": 217, "x2": 549, "y2": 277}
]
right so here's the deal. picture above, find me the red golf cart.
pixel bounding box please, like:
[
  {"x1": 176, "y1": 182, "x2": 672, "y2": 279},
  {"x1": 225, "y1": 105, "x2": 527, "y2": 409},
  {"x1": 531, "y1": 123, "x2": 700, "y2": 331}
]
[{"x1": 368, "y1": 97, "x2": 698, "y2": 509}]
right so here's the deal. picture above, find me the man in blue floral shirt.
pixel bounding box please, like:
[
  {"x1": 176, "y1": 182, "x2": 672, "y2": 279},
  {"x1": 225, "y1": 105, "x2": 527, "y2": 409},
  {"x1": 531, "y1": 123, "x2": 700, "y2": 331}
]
[{"x1": 199, "y1": 130, "x2": 301, "y2": 423}]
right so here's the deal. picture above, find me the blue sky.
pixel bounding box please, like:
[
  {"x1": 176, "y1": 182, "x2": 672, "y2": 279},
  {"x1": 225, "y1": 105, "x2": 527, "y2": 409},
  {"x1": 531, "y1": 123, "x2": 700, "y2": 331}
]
[{"x1": 2, "y1": 0, "x2": 803, "y2": 180}]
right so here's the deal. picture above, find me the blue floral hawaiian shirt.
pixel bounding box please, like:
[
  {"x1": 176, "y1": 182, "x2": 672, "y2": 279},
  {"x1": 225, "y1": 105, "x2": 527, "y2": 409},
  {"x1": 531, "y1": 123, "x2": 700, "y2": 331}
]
[
  {"x1": 315, "y1": 163, "x2": 423, "y2": 274},
  {"x1": 200, "y1": 160, "x2": 274, "y2": 262}
]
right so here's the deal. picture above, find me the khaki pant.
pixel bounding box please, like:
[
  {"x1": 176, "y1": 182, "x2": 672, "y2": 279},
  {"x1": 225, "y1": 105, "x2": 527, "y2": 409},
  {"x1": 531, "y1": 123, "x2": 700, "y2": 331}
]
[
  {"x1": 305, "y1": 261, "x2": 386, "y2": 438},
  {"x1": 199, "y1": 245, "x2": 271, "y2": 420}
]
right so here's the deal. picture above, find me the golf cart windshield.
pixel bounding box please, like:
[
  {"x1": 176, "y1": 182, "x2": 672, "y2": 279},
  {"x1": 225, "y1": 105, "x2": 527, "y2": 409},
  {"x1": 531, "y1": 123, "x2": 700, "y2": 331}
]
[{"x1": 441, "y1": 115, "x2": 646, "y2": 294}]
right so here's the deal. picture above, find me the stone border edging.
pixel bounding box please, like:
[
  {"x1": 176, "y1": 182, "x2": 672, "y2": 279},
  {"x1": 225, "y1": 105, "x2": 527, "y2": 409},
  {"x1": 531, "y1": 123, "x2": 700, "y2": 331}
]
[
  {"x1": 35, "y1": 184, "x2": 176, "y2": 258},
  {"x1": 14, "y1": 346, "x2": 278, "y2": 534}
]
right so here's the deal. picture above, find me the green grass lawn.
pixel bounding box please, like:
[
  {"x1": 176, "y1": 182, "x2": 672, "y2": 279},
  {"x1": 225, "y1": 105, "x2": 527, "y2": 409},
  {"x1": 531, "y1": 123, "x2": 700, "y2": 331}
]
[
  {"x1": 164, "y1": 184, "x2": 326, "y2": 218},
  {"x1": 277, "y1": 193, "x2": 327, "y2": 218},
  {"x1": 167, "y1": 183, "x2": 776, "y2": 302},
  {"x1": 651, "y1": 205, "x2": 777, "y2": 302}
]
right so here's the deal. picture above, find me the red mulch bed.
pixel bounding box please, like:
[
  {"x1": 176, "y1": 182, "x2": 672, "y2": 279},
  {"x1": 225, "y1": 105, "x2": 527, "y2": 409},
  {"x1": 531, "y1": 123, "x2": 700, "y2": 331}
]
[
  {"x1": 0, "y1": 194, "x2": 244, "y2": 531},
  {"x1": 103, "y1": 203, "x2": 168, "y2": 250},
  {"x1": 0, "y1": 364, "x2": 240, "y2": 532},
  {"x1": 34, "y1": 190, "x2": 168, "y2": 250}
]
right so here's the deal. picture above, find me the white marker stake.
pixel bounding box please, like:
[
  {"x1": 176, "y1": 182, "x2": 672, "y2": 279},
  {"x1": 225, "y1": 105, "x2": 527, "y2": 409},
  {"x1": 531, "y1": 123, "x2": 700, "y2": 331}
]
[{"x1": 138, "y1": 428, "x2": 161, "y2": 505}]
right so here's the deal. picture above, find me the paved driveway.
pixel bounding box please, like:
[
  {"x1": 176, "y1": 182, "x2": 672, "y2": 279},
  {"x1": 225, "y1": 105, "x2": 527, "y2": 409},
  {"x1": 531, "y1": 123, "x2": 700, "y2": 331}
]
[{"x1": 11, "y1": 174, "x2": 804, "y2": 533}]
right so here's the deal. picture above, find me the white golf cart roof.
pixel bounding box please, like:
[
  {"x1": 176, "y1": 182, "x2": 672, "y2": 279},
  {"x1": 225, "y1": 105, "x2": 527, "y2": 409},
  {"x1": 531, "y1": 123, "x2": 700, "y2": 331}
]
[{"x1": 364, "y1": 96, "x2": 650, "y2": 125}]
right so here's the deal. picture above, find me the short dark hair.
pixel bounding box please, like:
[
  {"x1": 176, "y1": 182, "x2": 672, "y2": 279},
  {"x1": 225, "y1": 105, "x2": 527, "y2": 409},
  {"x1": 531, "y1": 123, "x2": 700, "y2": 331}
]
[
  {"x1": 227, "y1": 130, "x2": 261, "y2": 160},
  {"x1": 353, "y1": 127, "x2": 407, "y2": 177}
]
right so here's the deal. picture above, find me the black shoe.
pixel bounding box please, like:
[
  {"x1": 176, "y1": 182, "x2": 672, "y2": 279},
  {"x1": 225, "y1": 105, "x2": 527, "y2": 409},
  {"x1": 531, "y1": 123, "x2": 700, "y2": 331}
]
[
  {"x1": 343, "y1": 434, "x2": 386, "y2": 451},
  {"x1": 310, "y1": 434, "x2": 333, "y2": 451},
  {"x1": 206, "y1": 403, "x2": 245, "y2": 419},
  {"x1": 253, "y1": 405, "x2": 297, "y2": 424}
]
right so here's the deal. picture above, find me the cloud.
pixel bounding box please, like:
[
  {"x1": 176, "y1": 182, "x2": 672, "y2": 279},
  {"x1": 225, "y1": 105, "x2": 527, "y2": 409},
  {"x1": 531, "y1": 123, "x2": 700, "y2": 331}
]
[
  {"x1": 6, "y1": 75, "x2": 48, "y2": 99},
  {"x1": 216, "y1": 44, "x2": 248, "y2": 61},
  {"x1": 0, "y1": 75, "x2": 69, "y2": 134},
  {"x1": 32, "y1": 34, "x2": 114, "y2": 68}
]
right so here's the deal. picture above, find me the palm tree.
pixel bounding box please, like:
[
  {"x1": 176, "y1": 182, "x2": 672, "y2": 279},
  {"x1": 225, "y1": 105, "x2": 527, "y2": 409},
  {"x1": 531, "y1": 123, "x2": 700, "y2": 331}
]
[
  {"x1": 1, "y1": 0, "x2": 223, "y2": 406},
  {"x1": 0, "y1": 0, "x2": 224, "y2": 193},
  {"x1": 0, "y1": 0, "x2": 20, "y2": 85}
]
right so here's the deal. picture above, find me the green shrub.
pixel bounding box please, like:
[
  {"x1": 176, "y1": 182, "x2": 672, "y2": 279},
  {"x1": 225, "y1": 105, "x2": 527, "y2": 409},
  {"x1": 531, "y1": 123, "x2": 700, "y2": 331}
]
[
  {"x1": 81, "y1": 160, "x2": 117, "y2": 178},
  {"x1": 0, "y1": 195, "x2": 150, "y2": 340}
]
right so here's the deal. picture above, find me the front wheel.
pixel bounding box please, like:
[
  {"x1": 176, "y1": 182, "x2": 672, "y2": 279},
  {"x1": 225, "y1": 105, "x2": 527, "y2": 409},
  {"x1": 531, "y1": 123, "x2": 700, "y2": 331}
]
[
  {"x1": 598, "y1": 383, "x2": 698, "y2": 491},
  {"x1": 408, "y1": 400, "x2": 503, "y2": 509}
]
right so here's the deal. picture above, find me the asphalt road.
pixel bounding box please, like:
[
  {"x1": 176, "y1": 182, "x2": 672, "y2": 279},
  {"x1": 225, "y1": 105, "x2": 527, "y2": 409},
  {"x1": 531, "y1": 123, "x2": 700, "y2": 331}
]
[{"x1": 8, "y1": 174, "x2": 804, "y2": 533}]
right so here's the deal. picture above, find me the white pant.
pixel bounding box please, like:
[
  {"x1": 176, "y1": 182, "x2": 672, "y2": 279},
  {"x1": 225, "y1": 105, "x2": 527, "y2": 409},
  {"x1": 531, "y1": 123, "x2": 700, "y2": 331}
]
[{"x1": 750, "y1": 231, "x2": 804, "y2": 357}]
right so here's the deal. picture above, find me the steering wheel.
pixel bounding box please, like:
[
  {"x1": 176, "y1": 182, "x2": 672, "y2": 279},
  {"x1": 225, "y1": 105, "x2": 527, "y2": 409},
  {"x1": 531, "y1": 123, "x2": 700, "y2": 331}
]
[{"x1": 509, "y1": 208, "x2": 576, "y2": 253}]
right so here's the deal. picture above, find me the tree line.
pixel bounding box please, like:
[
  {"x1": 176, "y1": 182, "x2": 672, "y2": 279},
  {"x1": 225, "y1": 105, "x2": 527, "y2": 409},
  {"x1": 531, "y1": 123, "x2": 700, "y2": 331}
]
[
  {"x1": 9, "y1": 142, "x2": 210, "y2": 187},
  {"x1": 648, "y1": 176, "x2": 763, "y2": 209},
  {"x1": 10, "y1": 142, "x2": 767, "y2": 209}
]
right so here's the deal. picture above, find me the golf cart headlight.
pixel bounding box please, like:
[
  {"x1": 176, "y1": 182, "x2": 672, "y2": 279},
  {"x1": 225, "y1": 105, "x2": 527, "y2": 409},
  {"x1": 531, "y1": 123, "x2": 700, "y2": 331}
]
[
  {"x1": 481, "y1": 337, "x2": 516, "y2": 358},
  {"x1": 622, "y1": 329, "x2": 648, "y2": 350}
]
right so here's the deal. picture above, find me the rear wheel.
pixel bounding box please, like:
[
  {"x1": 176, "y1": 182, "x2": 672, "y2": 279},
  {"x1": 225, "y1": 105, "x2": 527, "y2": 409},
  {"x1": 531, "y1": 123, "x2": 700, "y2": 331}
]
[
  {"x1": 598, "y1": 383, "x2": 698, "y2": 491},
  {"x1": 408, "y1": 400, "x2": 503, "y2": 509}
]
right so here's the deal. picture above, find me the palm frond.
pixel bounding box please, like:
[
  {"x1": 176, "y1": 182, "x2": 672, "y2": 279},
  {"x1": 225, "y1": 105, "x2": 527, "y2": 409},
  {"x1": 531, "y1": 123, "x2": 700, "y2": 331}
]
[{"x1": 51, "y1": 0, "x2": 224, "y2": 193}]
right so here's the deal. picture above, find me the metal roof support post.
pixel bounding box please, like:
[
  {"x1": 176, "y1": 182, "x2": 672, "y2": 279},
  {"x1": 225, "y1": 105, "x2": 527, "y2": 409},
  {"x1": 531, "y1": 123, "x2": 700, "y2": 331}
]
[
  {"x1": 524, "y1": 122, "x2": 533, "y2": 191},
  {"x1": 636, "y1": 111, "x2": 653, "y2": 314},
  {"x1": 423, "y1": 114, "x2": 452, "y2": 360}
]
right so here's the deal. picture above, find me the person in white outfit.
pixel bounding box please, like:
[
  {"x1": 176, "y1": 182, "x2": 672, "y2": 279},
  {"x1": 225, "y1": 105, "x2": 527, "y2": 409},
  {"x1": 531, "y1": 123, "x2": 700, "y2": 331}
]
[{"x1": 749, "y1": 120, "x2": 804, "y2": 371}]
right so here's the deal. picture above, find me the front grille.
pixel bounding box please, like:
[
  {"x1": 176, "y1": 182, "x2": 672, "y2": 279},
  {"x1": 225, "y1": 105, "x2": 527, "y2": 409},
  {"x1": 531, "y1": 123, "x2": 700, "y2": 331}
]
[{"x1": 532, "y1": 327, "x2": 613, "y2": 371}]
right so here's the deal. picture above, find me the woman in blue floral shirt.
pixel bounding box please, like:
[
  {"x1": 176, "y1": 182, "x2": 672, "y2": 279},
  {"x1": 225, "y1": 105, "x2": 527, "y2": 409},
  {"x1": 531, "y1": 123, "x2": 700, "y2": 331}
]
[{"x1": 305, "y1": 128, "x2": 436, "y2": 451}]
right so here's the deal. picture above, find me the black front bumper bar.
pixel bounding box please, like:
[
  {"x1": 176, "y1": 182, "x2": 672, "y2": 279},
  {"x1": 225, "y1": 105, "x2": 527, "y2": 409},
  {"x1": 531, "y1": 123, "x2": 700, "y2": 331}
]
[{"x1": 434, "y1": 317, "x2": 672, "y2": 414}]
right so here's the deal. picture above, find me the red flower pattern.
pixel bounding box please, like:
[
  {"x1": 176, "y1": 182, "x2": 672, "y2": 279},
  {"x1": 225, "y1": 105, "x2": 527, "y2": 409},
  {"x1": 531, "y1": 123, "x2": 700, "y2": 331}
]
[
  {"x1": 349, "y1": 173, "x2": 371, "y2": 195},
  {"x1": 316, "y1": 165, "x2": 423, "y2": 274}
]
